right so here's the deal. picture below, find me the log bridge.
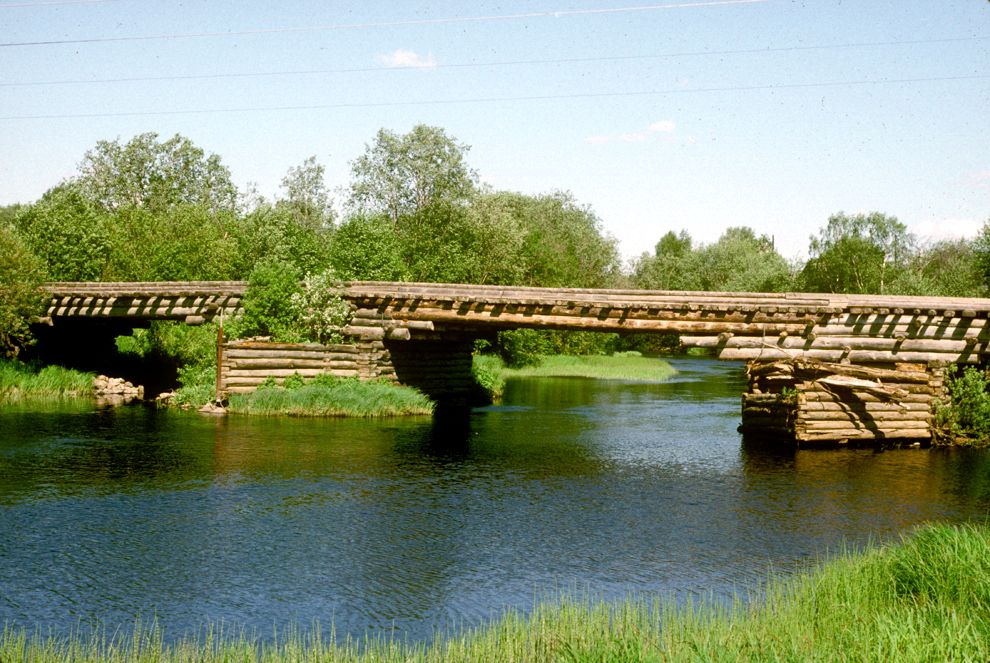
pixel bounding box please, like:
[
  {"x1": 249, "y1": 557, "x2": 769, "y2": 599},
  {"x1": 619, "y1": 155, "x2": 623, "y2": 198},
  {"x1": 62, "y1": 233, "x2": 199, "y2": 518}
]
[{"x1": 41, "y1": 281, "x2": 990, "y2": 444}]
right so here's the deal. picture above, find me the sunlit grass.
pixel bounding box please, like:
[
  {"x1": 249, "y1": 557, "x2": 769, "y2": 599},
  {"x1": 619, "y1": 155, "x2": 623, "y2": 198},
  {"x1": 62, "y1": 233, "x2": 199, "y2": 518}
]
[
  {"x1": 227, "y1": 375, "x2": 434, "y2": 417},
  {"x1": 0, "y1": 359, "x2": 93, "y2": 403},
  {"x1": 5, "y1": 522, "x2": 987, "y2": 661},
  {"x1": 508, "y1": 353, "x2": 677, "y2": 382}
]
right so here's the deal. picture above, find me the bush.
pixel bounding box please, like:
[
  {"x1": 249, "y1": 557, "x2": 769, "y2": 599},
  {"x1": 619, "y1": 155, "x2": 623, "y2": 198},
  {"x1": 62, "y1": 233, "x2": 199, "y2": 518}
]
[
  {"x1": 935, "y1": 366, "x2": 990, "y2": 443},
  {"x1": 289, "y1": 269, "x2": 352, "y2": 345},
  {"x1": 0, "y1": 226, "x2": 47, "y2": 358},
  {"x1": 236, "y1": 260, "x2": 304, "y2": 341}
]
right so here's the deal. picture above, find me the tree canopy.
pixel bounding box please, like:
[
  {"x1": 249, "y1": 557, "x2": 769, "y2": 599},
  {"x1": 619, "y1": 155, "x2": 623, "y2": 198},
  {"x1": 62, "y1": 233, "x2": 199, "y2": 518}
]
[{"x1": 348, "y1": 125, "x2": 477, "y2": 223}]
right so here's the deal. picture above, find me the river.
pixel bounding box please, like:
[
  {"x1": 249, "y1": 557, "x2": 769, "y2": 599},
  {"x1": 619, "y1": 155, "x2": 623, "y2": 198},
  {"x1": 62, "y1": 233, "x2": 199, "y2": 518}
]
[{"x1": 1, "y1": 358, "x2": 989, "y2": 642}]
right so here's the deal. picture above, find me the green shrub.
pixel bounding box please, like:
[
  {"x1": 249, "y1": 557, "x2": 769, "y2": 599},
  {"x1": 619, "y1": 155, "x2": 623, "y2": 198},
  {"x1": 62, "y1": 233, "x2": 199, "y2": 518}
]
[
  {"x1": 935, "y1": 366, "x2": 990, "y2": 443},
  {"x1": 289, "y1": 268, "x2": 352, "y2": 345},
  {"x1": 0, "y1": 226, "x2": 46, "y2": 358},
  {"x1": 237, "y1": 260, "x2": 304, "y2": 342}
]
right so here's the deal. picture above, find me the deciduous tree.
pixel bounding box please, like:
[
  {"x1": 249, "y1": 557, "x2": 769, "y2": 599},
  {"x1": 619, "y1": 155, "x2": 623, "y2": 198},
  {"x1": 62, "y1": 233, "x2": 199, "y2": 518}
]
[{"x1": 348, "y1": 125, "x2": 477, "y2": 223}]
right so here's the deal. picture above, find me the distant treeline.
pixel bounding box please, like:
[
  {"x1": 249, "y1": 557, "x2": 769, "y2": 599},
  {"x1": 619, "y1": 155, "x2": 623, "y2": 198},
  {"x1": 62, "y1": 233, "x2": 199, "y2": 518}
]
[{"x1": 2, "y1": 126, "x2": 989, "y2": 359}]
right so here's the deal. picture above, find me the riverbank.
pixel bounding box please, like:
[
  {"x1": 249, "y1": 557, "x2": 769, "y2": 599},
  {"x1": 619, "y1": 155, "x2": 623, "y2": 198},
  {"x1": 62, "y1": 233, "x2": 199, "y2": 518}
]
[
  {"x1": 473, "y1": 352, "x2": 677, "y2": 401},
  {"x1": 0, "y1": 359, "x2": 92, "y2": 402},
  {"x1": 1, "y1": 521, "x2": 986, "y2": 661}
]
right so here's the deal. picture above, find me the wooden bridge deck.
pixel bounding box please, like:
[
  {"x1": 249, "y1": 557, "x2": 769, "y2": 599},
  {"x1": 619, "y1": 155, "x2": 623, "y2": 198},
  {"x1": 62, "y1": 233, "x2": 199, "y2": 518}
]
[{"x1": 43, "y1": 281, "x2": 990, "y2": 365}]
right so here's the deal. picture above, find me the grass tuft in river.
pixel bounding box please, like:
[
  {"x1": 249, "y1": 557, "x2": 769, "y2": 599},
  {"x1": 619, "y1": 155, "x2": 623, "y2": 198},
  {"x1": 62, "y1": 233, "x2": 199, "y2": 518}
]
[
  {"x1": 5, "y1": 522, "x2": 987, "y2": 661},
  {"x1": 227, "y1": 373, "x2": 435, "y2": 417},
  {"x1": 0, "y1": 359, "x2": 93, "y2": 403}
]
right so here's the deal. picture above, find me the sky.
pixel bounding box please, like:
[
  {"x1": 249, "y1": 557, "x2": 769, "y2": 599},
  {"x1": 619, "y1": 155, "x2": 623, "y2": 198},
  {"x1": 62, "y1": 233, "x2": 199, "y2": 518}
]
[{"x1": 1, "y1": 0, "x2": 988, "y2": 265}]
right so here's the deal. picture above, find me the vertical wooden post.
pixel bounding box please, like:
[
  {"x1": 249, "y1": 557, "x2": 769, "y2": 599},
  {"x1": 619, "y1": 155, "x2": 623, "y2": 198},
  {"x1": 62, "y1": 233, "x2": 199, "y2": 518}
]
[{"x1": 215, "y1": 316, "x2": 224, "y2": 403}]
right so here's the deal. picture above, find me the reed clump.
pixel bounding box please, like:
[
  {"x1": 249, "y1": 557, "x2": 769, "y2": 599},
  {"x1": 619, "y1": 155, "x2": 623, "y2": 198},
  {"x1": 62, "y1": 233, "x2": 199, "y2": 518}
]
[
  {"x1": 0, "y1": 359, "x2": 93, "y2": 403},
  {"x1": 227, "y1": 373, "x2": 434, "y2": 417},
  {"x1": 4, "y1": 522, "x2": 986, "y2": 662}
]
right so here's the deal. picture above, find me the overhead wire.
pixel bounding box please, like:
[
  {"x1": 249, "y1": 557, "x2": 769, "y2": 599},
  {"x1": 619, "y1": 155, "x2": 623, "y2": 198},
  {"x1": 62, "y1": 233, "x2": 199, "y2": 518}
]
[
  {"x1": 3, "y1": 73, "x2": 986, "y2": 121},
  {"x1": 2, "y1": 35, "x2": 987, "y2": 88},
  {"x1": 0, "y1": 0, "x2": 767, "y2": 47}
]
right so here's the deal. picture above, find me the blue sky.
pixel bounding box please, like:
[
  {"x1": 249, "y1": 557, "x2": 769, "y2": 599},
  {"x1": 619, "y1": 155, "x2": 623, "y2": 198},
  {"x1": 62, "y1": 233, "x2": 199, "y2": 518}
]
[{"x1": 1, "y1": 0, "x2": 988, "y2": 263}]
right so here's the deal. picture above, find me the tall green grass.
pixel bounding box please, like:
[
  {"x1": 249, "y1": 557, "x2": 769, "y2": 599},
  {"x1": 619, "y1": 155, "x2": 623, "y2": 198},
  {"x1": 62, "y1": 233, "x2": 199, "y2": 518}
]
[
  {"x1": 228, "y1": 374, "x2": 434, "y2": 417},
  {"x1": 0, "y1": 359, "x2": 93, "y2": 403},
  {"x1": 5, "y1": 522, "x2": 986, "y2": 662}
]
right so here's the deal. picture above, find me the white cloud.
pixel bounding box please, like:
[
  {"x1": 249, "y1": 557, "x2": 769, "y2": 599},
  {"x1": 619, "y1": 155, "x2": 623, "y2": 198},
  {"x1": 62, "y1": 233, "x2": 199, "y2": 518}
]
[
  {"x1": 618, "y1": 132, "x2": 647, "y2": 143},
  {"x1": 914, "y1": 218, "x2": 983, "y2": 242},
  {"x1": 377, "y1": 49, "x2": 437, "y2": 69},
  {"x1": 970, "y1": 170, "x2": 990, "y2": 189},
  {"x1": 648, "y1": 120, "x2": 676, "y2": 133},
  {"x1": 587, "y1": 120, "x2": 681, "y2": 146}
]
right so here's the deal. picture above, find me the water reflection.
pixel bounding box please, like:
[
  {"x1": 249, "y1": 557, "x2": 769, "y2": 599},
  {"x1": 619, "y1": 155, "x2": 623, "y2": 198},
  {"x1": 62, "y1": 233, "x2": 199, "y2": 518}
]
[{"x1": 1, "y1": 359, "x2": 989, "y2": 642}]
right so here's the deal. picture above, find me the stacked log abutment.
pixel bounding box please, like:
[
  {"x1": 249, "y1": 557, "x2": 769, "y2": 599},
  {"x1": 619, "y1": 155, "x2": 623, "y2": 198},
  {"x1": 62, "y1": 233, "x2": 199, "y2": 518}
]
[
  {"x1": 742, "y1": 359, "x2": 946, "y2": 445},
  {"x1": 219, "y1": 339, "x2": 397, "y2": 394}
]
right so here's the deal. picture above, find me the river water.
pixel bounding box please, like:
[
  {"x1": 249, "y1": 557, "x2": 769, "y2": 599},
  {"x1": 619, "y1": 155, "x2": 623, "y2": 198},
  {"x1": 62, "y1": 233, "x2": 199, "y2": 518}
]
[{"x1": 2, "y1": 358, "x2": 990, "y2": 642}]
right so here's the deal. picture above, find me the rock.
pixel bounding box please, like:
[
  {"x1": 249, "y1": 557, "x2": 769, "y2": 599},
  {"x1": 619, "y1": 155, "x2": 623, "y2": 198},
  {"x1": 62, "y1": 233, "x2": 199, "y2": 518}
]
[
  {"x1": 93, "y1": 375, "x2": 144, "y2": 405},
  {"x1": 198, "y1": 402, "x2": 227, "y2": 415}
]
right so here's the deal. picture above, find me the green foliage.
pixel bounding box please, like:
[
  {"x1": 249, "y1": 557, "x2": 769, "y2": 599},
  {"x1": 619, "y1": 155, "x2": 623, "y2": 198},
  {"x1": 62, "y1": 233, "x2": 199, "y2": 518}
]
[
  {"x1": 236, "y1": 260, "x2": 305, "y2": 342},
  {"x1": 0, "y1": 359, "x2": 93, "y2": 401},
  {"x1": 471, "y1": 354, "x2": 507, "y2": 402},
  {"x1": 0, "y1": 226, "x2": 46, "y2": 358},
  {"x1": 278, "y1": 155, "x2": 334, "y2": 229},
  {"x1": 237, "y1": 203, "x2": 332, "y2": 278},
  {"x1": 633, "y1": 227, "x2": 794, "y2": 292},
  {"x1": 289, "y1": 269, "x2": 352, "y2": 345},
  {"x1": 76, "y1": 132, "x2": 237, "y2": 214},
  {"x1": 504, "y1": 353, "x2": 677, "y2": 382},
  {"x1": 349, "y1": 124, "x2": 478, "y2": 222},
  {"x1": 508, "y1": 191, "x2": 621, "y2": 288},
  {"x1": 328, "y1": 214, "x2": 407, "y2": 281},
  {"x1": 495, "y1": 329, "x2": 549, "y2": 368},
  {"x1": 104, "y1": 204, "x2": 244, "y2": 281},
  {"x1": 935, "y1": 366, "x2": 990, "y2": 443},
  {"x1": 283, "y1": 371, "x2": 305, "y2": 389},
  {"x1": 14, "y1": 183, "x2": 111, "y2": 281},
  {"x1": 800, "y1": 212, "x2": 914, "y2": 294},
  {"x1": 228, "y1": 376, "x2": 434, "y2": 417}
]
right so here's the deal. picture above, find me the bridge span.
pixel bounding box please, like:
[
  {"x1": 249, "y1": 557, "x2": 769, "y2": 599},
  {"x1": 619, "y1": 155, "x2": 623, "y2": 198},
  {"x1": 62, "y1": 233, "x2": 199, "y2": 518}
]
[{"x1": 40, "y1": 281, "x2": 990, "y2": 444}]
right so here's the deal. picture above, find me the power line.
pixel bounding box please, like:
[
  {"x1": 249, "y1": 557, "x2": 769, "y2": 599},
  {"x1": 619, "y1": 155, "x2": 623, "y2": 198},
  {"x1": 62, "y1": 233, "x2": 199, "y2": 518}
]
[
  {"x1": 2, "y1": 35, "x2": 986, "y2": 88},
  {"x1": 3, "y1": 72, "x2": 985, "y2": 121},
  {"x1": 0, "y1": 0, "x2": 122, "y2": 7},
  {"x1": 0, "y1": 0, "x2": 768, "y2": 47}
]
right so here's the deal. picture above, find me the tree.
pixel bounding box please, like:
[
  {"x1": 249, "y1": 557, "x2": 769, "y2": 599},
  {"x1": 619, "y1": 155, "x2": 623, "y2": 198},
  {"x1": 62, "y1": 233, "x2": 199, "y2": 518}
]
[
  {"x1": 692, "y1": 227, "x2": 793, "y2": 292},
  {"x1": 278, "y1": 156, "x2": 334, "y2": 229},
  {"x1": 14, "y1": 183, "x2": 111, "y2": 281},
  {"x1": 506, "y1": 192, "x2": 620, "y2": 288},
  {"x1": 0, "y1": 226, "x2": 46, "y2": 357},
  {"x1": 632, "y1": 230, "x2": 697, "y2": 291},
  {"x1": 238, "y1": 203, "x2": 332, "y2": 278},
  {"x1": 348, "y1": 125, "x2": 477, "y2": 223},
  {"x1": 104, "y1": 204, "x2": 244, "y2": 281},
  {"x1": 76, "y1": 132, "x2": 237, "y2": 213},
  {"x1": 800, "y1": 212, "x2": 914, "y2": 294},
  {"x1": 910, "y1": 238, "x2": 986, "y2": 297},
  {"x1": 328, "y1": 214, "x2": 407, "y2": 281}
]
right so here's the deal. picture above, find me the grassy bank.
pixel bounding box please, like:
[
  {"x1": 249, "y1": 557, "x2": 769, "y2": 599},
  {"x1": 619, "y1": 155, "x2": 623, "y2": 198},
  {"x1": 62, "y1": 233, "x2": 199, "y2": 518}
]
[
  {"x1": 473, "y1": 352, "x2": 677, "y2": 401},
  {"x1": 2, "y1": 522, "x2": 987, "y2": 661},
  {"x1": 0, "y1": 359, "x2": 93, "y2": 403},
  {"x1": 226, "y1": 374, "x2": 434, "y2": 417}
]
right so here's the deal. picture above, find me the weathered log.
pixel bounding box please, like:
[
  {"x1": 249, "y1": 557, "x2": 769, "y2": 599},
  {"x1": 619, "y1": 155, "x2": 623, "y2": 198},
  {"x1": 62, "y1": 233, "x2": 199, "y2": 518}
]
[
  {"x1": 799, "y1": 410, "x2": 930, "y2": 422},
  {"x1": 797, "y1": 428, "x2": 932, "y2": 441},
  {"x1": 801, "y1": 400, "x2": 931, "y2": 412},
  {"x1": 801, "y1": 391, "x2": 932, "y2": 404},
  {"x1": 226, "y1": 358, "x2": 325, "y2": 370},
  {"x1": 798, "y1": 419, "x2": 929, "y2": 430},
  {"x1": 719, "y1": 347, "x2": 979, "y2": 364}
]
